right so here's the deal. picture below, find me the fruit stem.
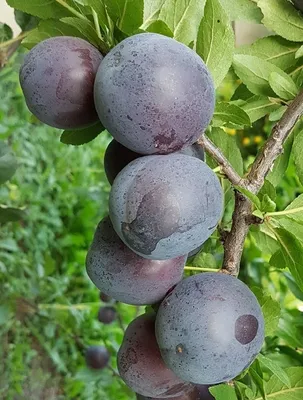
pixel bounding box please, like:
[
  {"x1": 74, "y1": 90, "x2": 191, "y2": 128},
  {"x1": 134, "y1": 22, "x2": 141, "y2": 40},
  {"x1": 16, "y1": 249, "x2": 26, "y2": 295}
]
[
  {"x1": 0, "y1": 30, "x2": 33, "y2": 49},
  {"x1": 92, "y1": 9, "x2": 103, "y2": 40},
  {"x1": 55, "y1": 0, "x2": 88, "y2": 21},
  {"x1": 184, "y1": 266, "x2": 220, "y2": 272}
]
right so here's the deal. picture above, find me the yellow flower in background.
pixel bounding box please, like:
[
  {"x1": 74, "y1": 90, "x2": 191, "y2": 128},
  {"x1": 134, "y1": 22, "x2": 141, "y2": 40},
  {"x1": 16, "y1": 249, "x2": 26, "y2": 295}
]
[
  {"x1": 243, "y1": 137, "x2": 251, "y2": 146},
  {"x1": 224, "y1": 127, "x2": 237, "y2": 136},
  {"x1": 254, "y1": 136, "x2": 263, "y2": 144}
]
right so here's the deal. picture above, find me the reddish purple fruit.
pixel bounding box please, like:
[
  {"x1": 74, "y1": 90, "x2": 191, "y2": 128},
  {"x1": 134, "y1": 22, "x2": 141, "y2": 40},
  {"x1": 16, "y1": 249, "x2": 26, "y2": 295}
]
[
  {"x1": 20, "y1": 36, "x2": 103, "y2": 129},
  {"x1": 136, "y1": 384, "x2": 214, "y2": 399},
  {"x1": 118, "y1": 313, "x2": 192, "y2": 398},
  {"x1": 85, "y1": 346, "x2": 110, "y2": 370}
]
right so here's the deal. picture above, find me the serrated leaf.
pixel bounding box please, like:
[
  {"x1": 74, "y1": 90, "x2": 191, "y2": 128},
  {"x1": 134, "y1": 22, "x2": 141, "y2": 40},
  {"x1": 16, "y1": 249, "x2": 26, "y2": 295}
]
[
  {"x1": 250, "y1": 225, "x2": 279, "y2": 255},
  {"x1": 233, "y1": 55, "x2": 291, "y2": 97},
  {"x1": 142, "y1": 0, "x2": 206, "y2": 45},
  {"x1": 269, "y1": 72, "x2": 299, "y2": 101},
  {"x1": 78, "y1": 0, "x2": 107, "y2": 22},
  {"x1": 22, "y1": 19, "x2": 92, "y2": 49},
  {"x1": 279, "y1": 194, "x2": 303, "y2": 224},
  {"x1": 249, "y1": 359, "x2": 267, "y2": 400},
  {"x1": 236, "y1": 36, "x2": 300, "y2": 71},
  {"x1": 257, "y1": 0, "x2": 303, "y2": 42},
  {"x1": 235, "y1": 382, "x2": 254, "y2": 400},
  {"x1": 293, "y1": 130, "x2": 303, "y2": 185},
  {"x1": 234, "y1": 186, "x2": 261, "y2": 209},
  {"x1": 104, "y1": 0, "x2": 144, "y2": 35},
  {"x1": 14, "y1": 10, "x2": 39, "y2": 32},
  {"x1": 212, "y1": 102, "x2": 251, "y2": 128},
  {"x1": 0, "y1": 142, "x2": 18, "y2": 185},
  {"x1": 279, "y1": 217, "x2": 303, "y2": 244},
  {"x1": 258, "y1": 180, "x2": 276, "y2": 202},
  {"x1": 0, "y1": 206, "x2": 26, "y2": 223},
  {"x1": 219, "y1": 0, "x2": 262, "y2": 23},
  {"x1": 0, "y1": 23, "x2": 13, "y2": 43},
  {"x1": 252, "y1": 287, "x2": 281, "y2": 337},
  {"x1": 60, "y1": 122, "x2": 104, "y2": 145},
  {"x1": 270, "y1": 227, "x2": 303, "y2": 292},
  {"x1": 241, "y1": 96, "x2": 279, "y2": 123},
  {"x1": 196, "y1": 0, "x2": 234, "y2": 88},
  {"x1": 261, "y1": 194, "x2": 276, "y2": 213},
  {"x1": 208, "y1": 127, "x2": 243, "y2": 175},
  {"x1": 267, "y1": 133, "x2": 294, "y2": 187},
  {"x1": 145, "y1": 20, "x2": 173, "y2": 36},
  {"x1": 255, "y1": 367, "x2": 303, "y2": 400},
  {"x1": 209, "y1": 384, "x2": 237, "y2": 400},
  {"x1": 60, "y1": 17, "x2": 101, "y2": 47},
  {"x1": 7, "y1": 0, "x2": 71, "y2": 20},
  {"x1": 258, "y1": 354, "x2": 291, "y2": 388},
  {"x1": 283, "y1": 271, "x2": 303, "y2": 302},
  {"x1": 192, "y1": 252, "x2": 217, "y2": 269}
]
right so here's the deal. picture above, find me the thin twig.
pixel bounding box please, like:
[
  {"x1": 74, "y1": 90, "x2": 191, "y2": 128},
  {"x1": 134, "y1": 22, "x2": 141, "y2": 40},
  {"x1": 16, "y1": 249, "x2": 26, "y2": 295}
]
[{"x1": 198, "y1": 135, "x2": 243, "y2": 186}]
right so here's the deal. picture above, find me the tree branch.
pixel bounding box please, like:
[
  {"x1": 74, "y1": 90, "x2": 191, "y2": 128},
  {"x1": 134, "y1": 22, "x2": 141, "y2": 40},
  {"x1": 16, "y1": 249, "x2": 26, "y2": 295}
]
[
  {"x1": 198, "y1": 135, "x2": 243, "y2": 186},
  {"x1": 200, "y1": 90, "x2": 303, "y2": 276}
]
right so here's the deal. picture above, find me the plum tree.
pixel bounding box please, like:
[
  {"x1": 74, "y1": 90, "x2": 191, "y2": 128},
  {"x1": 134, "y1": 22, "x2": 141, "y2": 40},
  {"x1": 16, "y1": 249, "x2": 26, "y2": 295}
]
[
  {"x1": 94, "y1": 33, "x2": 215, "y2": 155},
  {"x1": 20, "y1": 36, "x2": 103, "y2": 129},
  {"x1": 117, "y1": 313, "x2": 192, "y2": 398},
  {"x1": 85, "y1": 346, "x2": 110, "y2": 370},
  {"x1": 155, "y1": 273, "x2": 265, "y2": 384},
  {"x1": 86, "y1": 217, "x2": 186, "y2": 305},
  {"x1": 109, "y1": 154, "x2": 223, "y2": 260},
  {"x1": 136, "y1": 385, "x2": 214, "y2": 399},
  {"x1": 104, "y1": 140, "x2": 205, "y2": 185},
  {"x1": 98, "y1": 306, "x2": 117, "y2": 324}
]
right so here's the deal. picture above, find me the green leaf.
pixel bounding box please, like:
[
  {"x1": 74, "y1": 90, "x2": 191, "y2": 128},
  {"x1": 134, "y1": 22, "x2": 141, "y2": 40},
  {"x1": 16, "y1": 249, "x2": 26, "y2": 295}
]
[
  {"x1": 60, "y1": 122, "x2": 104, "y2": 145},
  {"x1": 252, "y1": 287, "x2": 281, "y2": 337},
  {"x1": 258, "y1": 180, "x2": 276, "y2": 202},
  {"x1": 233, "y1": 55, "x2": 291, "y2": 97},
  {"x1": 236, "y1": 36, "x2": 300, "y2": 71},
  {"x1": 235, "y1": 382, "x2": 254, "y2": 400},
  {"x1": 0, "y1": 206, "x2": 26, "y2": 223},
  {"x1": 196, "y1": 0, "x2": 234, "y2": 88},
  {"x1": 258, "y1": 354, "x2": 291, "y2": 388},
  {"x1": 212, "y1": 102, "x2": 251, "y2": 128},
  {"x1": 0, "y1": 23, "x2": 13, "y2": 43},
  {"x1": 7, "y1": 0, "x2": 72, "y2": 20},
  {"x1": 255, "y1": 367, "x2": 303, "y2": 400},
  {"x1": 269, "y1": 72, "x2": 299, "y2": 101},
  {"x1": 14, "y1": 10, "x2": 39, "y2": 31},
  {"x1": 22, "y1": 19, "x2": 95, "y2": 49},
  {"x1": 270, "y1": 227, "x2": 303, "y2": 292},
  {"x1": 250, "y1": 225, "x2": 279, "y2": 255},
  {"x1": 280, "y1": 194, "x2": 303, "y2": 224},
  {"x1": 145, "y1": 20, "x2": 173, "y2": 36},
  {"x1": 208, "y1": 127, "x2": 243, "y2": 175},
  {"x1": 104, "y1": 0, "x2": 144, "y2": 35},
  {"x1": 267, "y1": 133, "x2": 294, "y2": 187},
  {"x1": 261, "y1": 194, "x2": 276, "y2": 213},
  {"x1": 240, "y1": 96, "x2": 279, "y2": 123},
  {"x1": 142, "y1": 0, "x2": 206, "y2": 45},
  {"x1": 218, "y1": 0, "x2": 263, "y2": 23},
  {"x1": 234, "y1": 186, "x2": 261, "y2": 209},
  {"x1": 192, "y1": 252, "x2": 217, "y2": 269},
  {"x1": 293, "y1": 130, "x2": 303, "y2": 185},
  {"x1": 78, "y1": 0, "x2": 107, "y2": 22},
  {"x1": 0, "y1": 142, "x2": 18, "y2": 185},
  {"x1": 296, "y1": 44, "x2": 303, "y2": 59},
  {"x1": 279, "y1": 217, "x2": 303, "y2": 244},
  {"x1": 209, "y1": 384, "x2": 237, "y2": 400},
  {"x1": 257, "y1": 0, "x2": 303, "y2": 42},
  {"x1": 60, "y1": 17, "x2": 101, "y2": 47},
  {"x1": 249, "y1": 359, "x2": 267, "y2": 400},
  {"x1": 231, "y1": 83, "x2": 254, "y2": 101},
  {"x1": 283, "y1": 272, "x2": 303, "y2": 302},
  {"x1": 269, "y1": 106, "x2": 287, "y2": 122}
]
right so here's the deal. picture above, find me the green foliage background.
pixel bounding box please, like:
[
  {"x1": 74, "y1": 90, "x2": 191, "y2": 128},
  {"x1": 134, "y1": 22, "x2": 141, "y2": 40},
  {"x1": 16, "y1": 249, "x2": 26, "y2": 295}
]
[{"x1": 1, "y1": 0, "x2": 303, "y2": 399}]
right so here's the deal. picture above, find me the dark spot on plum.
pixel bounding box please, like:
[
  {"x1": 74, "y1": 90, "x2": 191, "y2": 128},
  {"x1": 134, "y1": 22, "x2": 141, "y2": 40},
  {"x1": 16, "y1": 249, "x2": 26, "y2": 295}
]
[{"x1": 235, "y1": 314, "x2": 259, "y2": 345}]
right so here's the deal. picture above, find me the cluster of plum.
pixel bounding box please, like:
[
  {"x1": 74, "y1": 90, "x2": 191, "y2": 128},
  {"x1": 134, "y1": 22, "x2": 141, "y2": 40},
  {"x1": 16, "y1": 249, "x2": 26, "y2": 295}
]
[{"x1": 20, "y1": 32, "x2": 265, "y2": 399}]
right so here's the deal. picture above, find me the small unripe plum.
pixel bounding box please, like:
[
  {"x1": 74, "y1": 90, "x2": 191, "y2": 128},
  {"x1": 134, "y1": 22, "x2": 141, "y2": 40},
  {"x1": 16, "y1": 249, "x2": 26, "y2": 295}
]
[
  {"x1": 20, "y1": 36, "x2": 103, "y2": 129},
  {"x1": 98, "y1": 306, "x2": 117, "y2": 324},
  {"x1": 94, "y1": 33, "x2": 215, "y2": 155},
  {"x1": 85, "y1": 346, "x2": 110, "y2": 370},
  {"x1": 155, "y1": 273, "x2": 265, "y2": 384}
]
